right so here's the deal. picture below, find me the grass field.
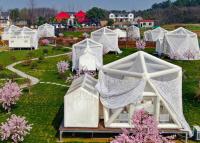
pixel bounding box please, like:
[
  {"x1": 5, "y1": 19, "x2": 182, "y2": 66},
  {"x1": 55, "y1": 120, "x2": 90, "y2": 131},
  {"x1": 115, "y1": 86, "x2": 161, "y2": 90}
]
[
  {"x1": 0, "y1": 46, "x2": 200, "y2": 142},
  {"x1": 63, "y1": 31, "x2": 83, "y2": 37}
]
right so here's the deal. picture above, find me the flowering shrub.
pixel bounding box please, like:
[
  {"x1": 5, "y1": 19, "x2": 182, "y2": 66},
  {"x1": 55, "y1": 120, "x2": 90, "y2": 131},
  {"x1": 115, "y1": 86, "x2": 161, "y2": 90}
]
[
  {"x1": 0, "y1": 114, "x2": 32, "y2": 143},
  {"x1": 136, "y1": 40, "x2": 146, "y2": 50},
  {"x1": 41, "y1": 39, "x2": 50, "y2": 46},
  {"x1": 183, "y1": 49, "x2": 195, "y2": 60},
  {"x1": 57, "y1": 61, "x2": 69, "y2": 74},
  {"x1": 112, "y1": 109, "x2": 174, "y2": 143},
  {"x1": 0, "y1": 81, "x2": 21, "y2": 112}
]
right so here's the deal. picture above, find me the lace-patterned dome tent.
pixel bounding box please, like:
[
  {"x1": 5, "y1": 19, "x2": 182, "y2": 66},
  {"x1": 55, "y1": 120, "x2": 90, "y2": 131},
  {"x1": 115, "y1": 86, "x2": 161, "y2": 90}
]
[
  {"x1": 95, "y1": 51, "x2": 192, "y2": 136},
  {"x1": 9, "y1": 26, "x2": 39, "y2": 49},
  {"x1": 127, "y1": 25, "x2": 140, "y2": 40},
  {"x1": 144, "y1": 27, "x2": 168, "y2": 42},
  {"x1": 91, "y1": 27, "x2": 121, "y2": 54},
  {"x1": 2, "y1": 25, "x2": 21, "y2": 40},
  {"x1": 38, "y1": 23, "x2": 55, "y2": 38},
  {"x1": 113, "y1": 28, "x2": 127, "y2": 38},
  {"x1": 161, "y1": 27, "x2": 200, "y2": 60},
  {"x1": 64, "y1": 74, "x2": 99, "y2": 127},
  {"x1": 72, "y1": 38, "x2": 103, "y2": 71}
]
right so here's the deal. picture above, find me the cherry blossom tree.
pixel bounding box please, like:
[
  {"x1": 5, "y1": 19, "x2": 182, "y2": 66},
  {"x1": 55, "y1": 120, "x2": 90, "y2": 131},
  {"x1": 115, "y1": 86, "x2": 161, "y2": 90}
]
[
  {"x1": 57, "y1": 61, "x2": 69, "y2": 74},
  {"x1": 136, "y1": 40, "x2": 146, "y2": 50},
  {"x1": 183, "y1": 49, "x2": 195, "y2": 60},
  {"x1": 0, "y1": 114, "x2": 32, "y2": 143},
  {"x1": 112, "y1": 109, "x2": 174, "y2": 143},
  {"x1": 169, "y1": 52, "x2": 180, "y2": 60},
  {"x1": 0, "y1": 81, "x2": 21, "y2": 112}
]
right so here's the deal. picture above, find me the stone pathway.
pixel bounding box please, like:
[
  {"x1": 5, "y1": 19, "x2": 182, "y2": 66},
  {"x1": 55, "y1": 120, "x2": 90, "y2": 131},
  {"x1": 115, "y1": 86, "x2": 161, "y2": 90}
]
[{"x1": 6, "y1": 52, "x2": 72, "y2": 88}]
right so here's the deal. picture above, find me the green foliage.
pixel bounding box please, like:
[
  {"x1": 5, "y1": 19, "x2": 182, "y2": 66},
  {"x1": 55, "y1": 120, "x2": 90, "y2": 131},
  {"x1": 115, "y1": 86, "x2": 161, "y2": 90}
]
[
  {"x1": 86, "y1": 7, "x2": 108, "y2": 23},
  {"x1": 30, "y1": 62, "x2": 38, "y2": 69},
  {"x1": 38, "y1": 55, "x2": 45, "y2": 63},
  {"x1": 107, "y1": 19, "x2": 114, "y2": 26},
  {"x1": 10, "y1": 8, "x2": 20, "y2": 22},
  {"x1": 42, "y1": 49, "x2": 49, "y2": 55},
  {"x1": 0, "y1": 64, "x2": 4, "y2": 71},
  {"x1": 37, "y1": 16, "x2": 46, "y2": 26}
]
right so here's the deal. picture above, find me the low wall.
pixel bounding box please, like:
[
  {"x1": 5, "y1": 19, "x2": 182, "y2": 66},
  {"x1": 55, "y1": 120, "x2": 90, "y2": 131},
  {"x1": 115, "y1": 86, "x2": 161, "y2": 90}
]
[{"x1": 119, "y1": 40, "x2": 156, "y2": 48}]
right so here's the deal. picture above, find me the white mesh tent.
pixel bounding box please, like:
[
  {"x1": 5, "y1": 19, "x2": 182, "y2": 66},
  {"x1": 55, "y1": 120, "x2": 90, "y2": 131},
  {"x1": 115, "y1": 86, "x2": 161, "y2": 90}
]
[
  {"x1": 113, "y1": 28, "x2": 127, "y2": 38},
  {"x1": 9, "y1": 26, "x2": 39, "y2": 49},
  {"x1": 127, "y1": 25, "x2": 140, "y2": 40},
  {"x1": 95, "y1": 51, "x2": 192, "y2": 136},
  {"x1": 161, "y1": 27, "x2": 200, "y2": 60},
  {"x1": 2, "y1": 25, "x2": 21, "y2": 40},
  {"x1": 91, "y1": 27, "x2": 121, "y2": 54},
  {"x1": 72, "y1": 38, "x2": 103, "y2": 71},
  {"x1": 144, "y1": 27, "x2": 168, "y2": 42},
  {"x1": 38, "y1": 23, "x2": 55, "y2": 38},
  {"x1": 64, "y1": 74, "x2": 99, "y2": 127}
]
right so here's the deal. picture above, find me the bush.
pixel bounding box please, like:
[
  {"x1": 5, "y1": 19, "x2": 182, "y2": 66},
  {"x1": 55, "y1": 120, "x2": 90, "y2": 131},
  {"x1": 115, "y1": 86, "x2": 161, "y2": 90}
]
[
  {"x1": 43, "y1": 49, "x2": 48, "y2": 55},
  {"x1": 22, "y1": 60, "x2": 32, "y2": 66},
  {"x1": 0, "y1": 64, "x2": 4, "y2": 71},
  {"x1": 10, "y1": 55, "x2": 16, "y2": 62},
  {"x1": 30, "y1": 62, "x2": 38, "y2": 69},
  {"x1": 38, "y1": 55, "x2": 45, "y2": 63},
  {"x1": 26, "y1": 52, "x2": 34, "y2": 59},
  {"x1": 52, "y1": 46, "x2": 62, "y2": 50}
]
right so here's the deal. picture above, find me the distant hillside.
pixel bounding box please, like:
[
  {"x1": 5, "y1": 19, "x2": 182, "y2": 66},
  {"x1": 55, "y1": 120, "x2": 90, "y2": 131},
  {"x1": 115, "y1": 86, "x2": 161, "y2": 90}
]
[{"x1": 135, "y1": 0, "x2": 200, "y2": 25}]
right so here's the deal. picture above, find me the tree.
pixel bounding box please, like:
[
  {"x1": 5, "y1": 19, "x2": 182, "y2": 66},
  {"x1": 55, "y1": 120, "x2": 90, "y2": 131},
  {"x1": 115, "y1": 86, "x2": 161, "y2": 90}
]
[
  {"x1": 86, "y1": 7, "x2": 108, "y2": 24},
  {"x1": 10, "y1": 9, "x2": 20, "y2": 22},
  {"x1": 0, "y1": 114, "x2": 32, "y2": 143},
  {"x1": 112, "y1": 109, "x2": 174, "y2": 143},
  {"x1": 28, "y1": 0, "x2": 36, "y2": 25},
  {"x1": 107, "y1": 19, "x2": 114, "y2": 26},
  {"x1": 37, "y1": 16, "x2": 46, "y2": 26},
  {"x1": 57, "y1": 61, "x2": 69, "y2": 74}
]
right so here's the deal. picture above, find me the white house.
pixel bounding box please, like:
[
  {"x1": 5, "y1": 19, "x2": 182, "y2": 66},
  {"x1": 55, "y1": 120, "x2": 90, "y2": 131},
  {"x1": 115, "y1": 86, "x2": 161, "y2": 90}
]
[
  {"x1": 0, "y1": 12, "x2": 10, "y2": 28},
  {"x1": 72, "y1": 38, "x2": 103, "y2": 71},
  {"x1": 109, "y1": 12, "x2": 134, "y2": 22},
  {"x1": 64, "y1": 74, "x2": 99, "y2": 127},
  {"x1": 95, "y1": 51, "x2": 192, "y2": 136}
]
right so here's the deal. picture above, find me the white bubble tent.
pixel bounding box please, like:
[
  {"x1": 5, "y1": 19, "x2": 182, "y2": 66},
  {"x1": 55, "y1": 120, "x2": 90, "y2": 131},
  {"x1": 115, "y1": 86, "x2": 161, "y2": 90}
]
[
  {"x1": 72, "y1": 38, "x2": 103, "y2": 71},
  {"x1": 38, "y1": 23, "x2": 55, "y2": 38},
  {"x1": 127, "y1": 25, "x2": 140, "y2": 40},
  {"x1": 160, "y1": 27, "x2": 200, "y2": 60},
  {"x1": 91, "y1": 27, "x2": 121, "y2": 54},
  {"x1": 144, "y1": 27, "x2": 168, "y2": 42},
  {"x1": 2, "y1": 25, "x2": 21, "y2": 41},
  {"x1": 95, "y1": 51, "x2": 192, "y2": 136},
  {"x1": 113, "y1": 28, "x2": 127, "y2": 38}
]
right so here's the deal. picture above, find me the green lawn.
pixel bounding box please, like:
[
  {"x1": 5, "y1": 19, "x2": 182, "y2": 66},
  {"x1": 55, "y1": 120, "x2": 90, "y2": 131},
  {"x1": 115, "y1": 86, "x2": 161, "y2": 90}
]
[
  {"x1": 0, "y1": 47, "x2": 200, "y2": 142},
  {"x1": 63, "y1": 31, "x2": 83, "y2": 37}
]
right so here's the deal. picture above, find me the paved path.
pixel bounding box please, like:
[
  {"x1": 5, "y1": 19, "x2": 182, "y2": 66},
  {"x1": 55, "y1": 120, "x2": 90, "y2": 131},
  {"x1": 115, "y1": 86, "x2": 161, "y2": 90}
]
[{"x1": 6, "y1": 52, "x2": 72, "y2": 88}]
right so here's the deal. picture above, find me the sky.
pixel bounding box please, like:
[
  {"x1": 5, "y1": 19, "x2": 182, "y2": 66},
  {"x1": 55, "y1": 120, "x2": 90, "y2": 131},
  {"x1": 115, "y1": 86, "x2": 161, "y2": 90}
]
[{"x1": 0, "y1": 0, "x2": 166, "y2": 11}]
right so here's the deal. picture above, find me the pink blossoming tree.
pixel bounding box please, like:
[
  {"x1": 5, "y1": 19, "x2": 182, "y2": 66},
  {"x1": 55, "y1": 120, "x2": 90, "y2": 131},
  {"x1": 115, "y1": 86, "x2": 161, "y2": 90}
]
[
  {"x1": 112, "y1": 109, "x2": 174, "y2": 143},
  {"x1": 136, "y1": 40, "x2": 146, "y2": 50},
  {"x1": 183, "y1": 49, "x2": 195, "y2": 60},
  {"x1": 169, "y1": 52, "x2": 180, "y2": 60},
  {"x1": 0, "y1": 81, "x2": 21, "y2": 112},
  {"x1": 57, "y1": 61, "x2": 69, "y2": 74},
  {"x1": 0, "y1": 114, "x2": 32, "y2": 143}
]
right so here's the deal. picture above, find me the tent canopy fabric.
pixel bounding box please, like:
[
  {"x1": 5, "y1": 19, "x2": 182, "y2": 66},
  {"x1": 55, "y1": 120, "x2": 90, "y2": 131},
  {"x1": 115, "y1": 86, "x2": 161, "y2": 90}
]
[
  {"x1": 95, "y1": 51, "x2": 192, "y2": 136},
  {"x1": 38, "y1": 23, "x2": 55, "y2": 38},
  {"x1": 2, "y1": 25, "x2": 21, "y2": 40},
  {"x1": 91, "y1": 27, "x2": 121, "y2": 54},
  {"x1": 161, "y1": 27, "x2": 200, "y2": 60},
  {"x1": 113, "y1": 28, "x2": 127, "y2": 38},
  {"x1": 127, "y1": 25, "x2": 140, "y2": 40},
  {"x1": 55, "y1": 11, "x2": 70, "y2": 22},
  {"x1": 74, "y1": 10, "x2": 86, "y2": 23},
  {"x1": 144, "y1": 27, "x2": 168, "y2": 42},
  {"x1": 72, "y1": 38, "x2": 103, "y2": 71}
]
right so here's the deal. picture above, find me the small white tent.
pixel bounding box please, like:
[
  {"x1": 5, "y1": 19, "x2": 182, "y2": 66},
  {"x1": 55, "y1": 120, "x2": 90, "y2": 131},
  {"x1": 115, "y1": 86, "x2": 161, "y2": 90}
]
[
  {"x1": 38, "y1": 23, "x2": 55, "y2": 38},
  {"x1": 2, "y1": 25, "x2": 21, "y2": 41},
  {"x1": 127, "y1": 25, "x2": 140, "y2": 40},
  {"x1": 113, "y1": 28, "x2": 127, "y2": 38},
  {"x1": 72, "y1": 38, "x2": 103, "y2": 71},
  {"x1": 91, "y1": 27, "x2": 121, "y2": 54},
  {"x1": 95, "y1": 51, "x2": 192, "y2": 136},
  {"x1": 9, "y1": 27, "x2": 39, "y2": 49},
  {"x1": 161, "y1": 27, "x2": 200, "y2": 60},
  {"x1": 64, "y1": 74, "x2": 99, "y2": 127},
  {"x1": 144, "y1": 27, "x2": 168, "y2": 42}
]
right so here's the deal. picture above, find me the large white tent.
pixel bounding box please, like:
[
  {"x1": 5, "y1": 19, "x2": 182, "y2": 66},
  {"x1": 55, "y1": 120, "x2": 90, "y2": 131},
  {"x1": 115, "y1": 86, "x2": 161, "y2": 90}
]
[
  {"x1": 64, "y1": 74, "x2": 99, "y2": 127},
  {"x1": 161, "y1": 27, "x2": 200, "y2": 60},
  {"x1": 9, "y1": 26, "x2": 39, "y2": 49},
  {"x1": 144, "y1": 27, "x2": 168, "y2": 42},
  {"x1": 127, "y1": 25, "x2": 140, "y2": 40},
  {"x1": 95, "y1": 51, "x2": 192, "y2": 136},
  {"x1": 72, "y1": 38, "x2": 103, "y2": 71},
  {"x1": 91, "y1": 27, "x2": 121, "y2": 54},
  {"x1": 38, "y1": 23, "x2": 55, "y2": 38},
  {"x1": 113, "y1": 28, "x2": 127, "y2": 38},
  {"x1": 2, "y1": 25, "x2": 21, "y2": 40}
]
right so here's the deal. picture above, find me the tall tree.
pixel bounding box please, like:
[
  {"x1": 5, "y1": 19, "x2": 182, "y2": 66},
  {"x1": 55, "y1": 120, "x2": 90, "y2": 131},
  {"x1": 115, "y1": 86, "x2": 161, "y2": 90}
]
[
  {"x1": 10, "y1": 9, "x2": 20, "y2": 22},
  {"x1": 28, "y1": 0, "x2": 36, "y2": 25}
]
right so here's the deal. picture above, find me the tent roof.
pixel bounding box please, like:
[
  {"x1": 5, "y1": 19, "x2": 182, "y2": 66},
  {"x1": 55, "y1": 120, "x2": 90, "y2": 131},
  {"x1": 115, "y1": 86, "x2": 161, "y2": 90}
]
[
  {"x1": 167, "y1": 27, "x2": 195, "y2": 36},
  {"x1": 151, "y1": 27, "x2": 168, "y2": 33},
  {"x1": 73, "y1": 38, "x2": 102, "y2": 48},
  {"x1": 92, "y1": 27, "x2": 116, "y2": 35},
  {"x1": 67, "y1": 74, "x2": 98, "y2": 95},
  {"x1": 55, "y1": 11, "x2": 70, "y2": 22}
]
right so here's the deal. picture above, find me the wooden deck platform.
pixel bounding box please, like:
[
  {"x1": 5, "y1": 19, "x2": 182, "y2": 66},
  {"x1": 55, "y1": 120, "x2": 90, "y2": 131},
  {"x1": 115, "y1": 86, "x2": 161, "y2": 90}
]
[{"x1": 59, "y1": 120, "x2": 189, "y2": 142}]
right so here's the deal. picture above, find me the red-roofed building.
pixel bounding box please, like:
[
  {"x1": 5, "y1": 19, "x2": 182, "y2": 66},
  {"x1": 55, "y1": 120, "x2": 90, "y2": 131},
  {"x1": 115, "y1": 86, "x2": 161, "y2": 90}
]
[
  {"x1": 55, "y1": 12, "x2": 70, "y2": 22},
  {"x1": 74, "y1": 10, "x2": 86, "y2": 23},
  {"x1": 138, "y1": 19, "x2": 154, "y2": 28}
]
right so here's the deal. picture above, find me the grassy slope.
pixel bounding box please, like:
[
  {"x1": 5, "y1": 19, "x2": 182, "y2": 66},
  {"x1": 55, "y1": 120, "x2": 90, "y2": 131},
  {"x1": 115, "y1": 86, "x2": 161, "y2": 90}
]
[{"x1": 0, "y1": 47, "x2": 200, "y2": 143}]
